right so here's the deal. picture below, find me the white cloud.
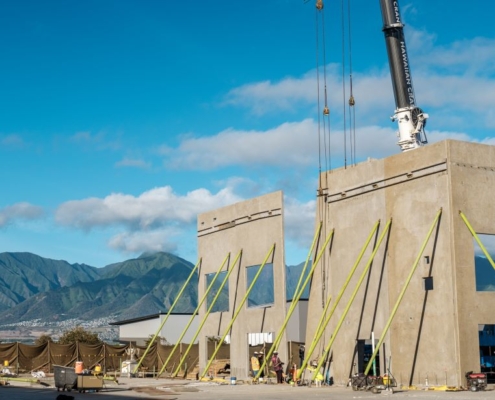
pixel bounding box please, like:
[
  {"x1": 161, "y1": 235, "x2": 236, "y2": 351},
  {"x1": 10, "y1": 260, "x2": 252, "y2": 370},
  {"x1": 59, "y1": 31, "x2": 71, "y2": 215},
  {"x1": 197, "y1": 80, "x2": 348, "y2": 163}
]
[
  {"x1": 55, "y1": 186, "x2": 242, "y2": 230},
  {"x1": 474, "y1": 235, "x2": 495, "y2": 258},
  {"x1": 54, "y1": 185, "x2": 245, "y2": 256},
  {"x1": 223, "y1": 73, "x2": 316, "y2": 115},
  {"x1": 164, "y1": 119, "x2": 319, "y2": 170},
  {"x1": 222, "y1": 33, "x2": 495, "y2": 134},
  {"x1": 53, "y1": 182, "x2": 321, "y2": 259},
  {"x1": 147, "y1": 31, "x2": 495, "y2": 179},
  {"x1": 426, "y1": 129, "x2": 472, "y2": 143},
  {"x1": 0, "y1": 202, "x2": 44, "y2": 227},
  {"x1": 161, "y1": 116, "x2": 491, "y2": 173},
  {"x1": 108, "y1": 228, "x2": 180, "y2": 254},
  {"x1": 417, "y1": 73, "x2": 495, "y2": 113},
  {"x1": 284, "y1": 197, "x2": 317, "y2": 248},
  {"x1": 414, "y1": 37, "x2": 495, "y2": 76},
  {"x1": 212, "y1": 176, "x2": 268, "y2": 199}
]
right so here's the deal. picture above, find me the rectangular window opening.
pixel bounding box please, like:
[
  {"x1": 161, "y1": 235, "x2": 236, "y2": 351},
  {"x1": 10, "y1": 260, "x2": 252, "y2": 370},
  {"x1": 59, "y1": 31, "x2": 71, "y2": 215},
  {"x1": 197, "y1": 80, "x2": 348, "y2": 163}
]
[
  {"x1": 205, "y1": 271, "x2": 229, "y2": 313},
  {"x1": 474, "y1": 235, "x2": 495, "y2": 292},
  {"x1": 246, "y1": 263, "x2": 274, "y2": 308}
]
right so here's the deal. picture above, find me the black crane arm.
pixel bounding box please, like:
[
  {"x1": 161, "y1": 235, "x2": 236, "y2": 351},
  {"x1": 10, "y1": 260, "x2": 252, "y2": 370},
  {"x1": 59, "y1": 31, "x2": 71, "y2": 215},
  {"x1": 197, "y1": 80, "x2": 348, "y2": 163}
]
[{"x1": 379, "y1": 0, "x2": 428, "y2": 151}]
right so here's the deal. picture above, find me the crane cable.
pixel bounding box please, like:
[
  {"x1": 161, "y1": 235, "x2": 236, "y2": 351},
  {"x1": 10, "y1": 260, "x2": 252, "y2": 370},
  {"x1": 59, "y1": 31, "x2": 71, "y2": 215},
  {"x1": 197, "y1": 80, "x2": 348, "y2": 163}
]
[
  {"x1": 347, "y1": 0, "x2": 356, "y2": 165},
  {"x1": 341, "y1": 0, "x2": 348, "y2": 168},
  {"x1": 314, "y1": 0, "x2": 331, "y2": 359},
  {"x1": 312, "y1": 0, "x2": 357, "y2": 359},
  {"x1": 315, "y1": 0, "x2": 331, "y2": 192},
  {"x1": 315, "y1": 0, "x2": 323, "y2": 195},
  {"x1": 341, "y1": 0, "x2": 357, "y2": 167},
  {"x1": 318, "y1": 1, "x2": 329, "y2": 308}
]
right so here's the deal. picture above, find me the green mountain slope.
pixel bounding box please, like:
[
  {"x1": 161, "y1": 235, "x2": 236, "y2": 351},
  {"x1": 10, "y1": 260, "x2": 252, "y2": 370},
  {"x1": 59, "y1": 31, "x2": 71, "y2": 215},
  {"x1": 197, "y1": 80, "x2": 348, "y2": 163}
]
[
  {"x1": 0, "y1": 252, "x2": 197, "y2": 323},
  {"x1": 0, "y1": 252, "x2": 101, "y2": 313}
]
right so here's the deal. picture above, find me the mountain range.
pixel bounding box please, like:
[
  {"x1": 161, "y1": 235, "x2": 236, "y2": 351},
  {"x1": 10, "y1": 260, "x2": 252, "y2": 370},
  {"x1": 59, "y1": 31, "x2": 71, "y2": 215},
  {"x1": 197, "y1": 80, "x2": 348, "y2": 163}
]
[{"x1": 0, "y1": 252, "x2": 307, "y2": 324}]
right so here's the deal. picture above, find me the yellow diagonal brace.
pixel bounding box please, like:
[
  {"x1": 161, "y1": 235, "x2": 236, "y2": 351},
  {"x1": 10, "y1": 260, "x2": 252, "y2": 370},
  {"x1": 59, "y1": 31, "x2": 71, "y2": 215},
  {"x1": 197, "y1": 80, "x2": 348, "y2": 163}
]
[
  {"x1": 365, "y1": 209, "x2": 442, "y2": 375},
  {"x1": 256, "y1": 229, "x2": 334, "y2": 381},
  {"x1": 157, "y1": 253, "x2": 230, "y2": 377},
  {"x1": 459, "y1": 210, "x2": 495, "y2": 271},
  {"x1": 309, "y1": 291, "x2": 332, "y2": 357},
  {"x1": 173, "y1": 249, "x2": 243, "y2": 377},
  {"x1": 133, "y1": 258, "x2": 202, "y2": 374},
  {"x1": 200, "y1": 244, "x2": 276, "y2": 379},
  {"x1": 291, "y1": 222, "x2": 323, "y2": 310},
  {"x1": 275, "y1": 229, "x2": 333, "y2": 349},
  {"x1": 298, "y1": 219, "x2": 380, "y2": 376},
  {"x1": 301, "y1": 218, "x2": 392, "y2": 380}
]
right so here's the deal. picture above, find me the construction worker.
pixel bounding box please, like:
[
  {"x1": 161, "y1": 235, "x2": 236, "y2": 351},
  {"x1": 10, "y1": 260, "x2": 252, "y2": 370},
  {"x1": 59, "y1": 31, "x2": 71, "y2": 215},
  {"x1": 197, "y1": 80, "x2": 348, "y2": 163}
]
[
  {"x1": 251, "y1": 351, "x2": 260, "y2": 378},
  {"x1": 308, "y1": 361, "x2": 324, "y2": 387},
  {"x1": 271, "y1": 351, "x2": 284, "y2": 384}
]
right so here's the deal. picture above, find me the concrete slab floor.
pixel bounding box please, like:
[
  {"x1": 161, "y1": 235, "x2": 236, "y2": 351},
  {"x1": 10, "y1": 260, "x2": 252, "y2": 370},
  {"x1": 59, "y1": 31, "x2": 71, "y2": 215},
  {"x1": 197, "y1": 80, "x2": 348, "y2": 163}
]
[{"x1": 1, "y1": 379, "x2": 495, "y2": 400}]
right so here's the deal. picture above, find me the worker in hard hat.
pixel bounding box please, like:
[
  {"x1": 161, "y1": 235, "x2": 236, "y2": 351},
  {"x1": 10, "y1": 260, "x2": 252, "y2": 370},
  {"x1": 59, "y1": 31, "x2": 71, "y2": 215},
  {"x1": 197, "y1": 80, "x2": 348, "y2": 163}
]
[
  {"x1": 271, "y1": 351, "x2": 284, "y2": 384},
  {"x1": 307, "y1": 360, "x2": 324, "y2": 387},
  {"x1": 251, "y1": 351, "x2": 260, "y2": 378}
]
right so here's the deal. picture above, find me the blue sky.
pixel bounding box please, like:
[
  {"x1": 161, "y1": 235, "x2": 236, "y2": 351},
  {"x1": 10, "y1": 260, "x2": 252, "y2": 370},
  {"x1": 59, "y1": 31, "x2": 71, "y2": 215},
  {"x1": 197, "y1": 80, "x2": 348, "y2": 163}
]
[{"x1": 1, "y1": 0, "x2": 494, "y2": 267}]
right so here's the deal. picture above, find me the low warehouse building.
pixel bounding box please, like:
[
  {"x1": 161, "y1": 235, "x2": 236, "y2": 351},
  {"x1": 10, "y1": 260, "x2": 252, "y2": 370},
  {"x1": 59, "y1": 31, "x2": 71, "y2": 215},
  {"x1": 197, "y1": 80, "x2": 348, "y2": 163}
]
[{"x1": 111, "y1": 312, "x2": 198, "y2": 346}]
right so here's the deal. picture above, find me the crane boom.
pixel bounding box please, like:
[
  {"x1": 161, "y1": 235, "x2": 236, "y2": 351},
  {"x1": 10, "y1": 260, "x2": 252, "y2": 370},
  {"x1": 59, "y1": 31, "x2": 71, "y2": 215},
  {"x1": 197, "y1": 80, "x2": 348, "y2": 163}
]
[{"x1": 380, "y1": 0, "x2": 428, "y2": 151}]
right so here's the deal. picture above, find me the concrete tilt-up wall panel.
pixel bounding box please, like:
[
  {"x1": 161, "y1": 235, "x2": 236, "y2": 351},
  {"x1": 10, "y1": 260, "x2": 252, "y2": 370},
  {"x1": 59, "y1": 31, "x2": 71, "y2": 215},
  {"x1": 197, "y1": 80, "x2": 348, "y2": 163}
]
[{"x1": 197, "y1": 191, "x2": 287, "y2": 380}]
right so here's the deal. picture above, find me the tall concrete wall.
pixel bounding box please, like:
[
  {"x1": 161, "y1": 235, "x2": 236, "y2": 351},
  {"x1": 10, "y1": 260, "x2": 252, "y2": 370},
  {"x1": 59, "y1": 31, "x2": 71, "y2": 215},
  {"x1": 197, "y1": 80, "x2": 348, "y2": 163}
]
[
  {"x1": 197, "y1": 191, "x2": 287, "y2": 380},
  {"x1": 448, "y1": 142, "x2": 495, "y2": 381},
  {"x1": 305, "y1": 140, "x2": 495, "y2": 387}
]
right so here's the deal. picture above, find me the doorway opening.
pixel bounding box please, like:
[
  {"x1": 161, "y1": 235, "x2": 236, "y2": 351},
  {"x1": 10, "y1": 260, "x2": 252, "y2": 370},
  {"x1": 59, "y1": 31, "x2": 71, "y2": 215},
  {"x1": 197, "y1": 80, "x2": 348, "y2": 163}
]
[
  {"x1": 356, "y1": 339, "x2": 380, "y2": 376},
  {"x1": 479, "y1": 324, "x2": 495, "y2": 383}
]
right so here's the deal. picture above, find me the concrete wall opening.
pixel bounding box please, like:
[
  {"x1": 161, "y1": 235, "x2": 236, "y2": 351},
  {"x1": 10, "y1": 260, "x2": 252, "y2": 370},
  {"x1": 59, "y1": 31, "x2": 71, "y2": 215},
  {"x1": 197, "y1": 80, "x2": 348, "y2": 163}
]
[
  {"x1": 479, "y1": 324, "x2": 495, "y2": 381},
  {"x1": 356, "y1": 339, "x2": 380, "y2": 376},
  {"x1": 206, "y1": 271, "x2": 229, "y2": 312},
  {"x1": 473, "y1": 235, "x2": 495, "y2": 291},
  {"x1": 205, "y1": 336, "x2": 230, "y2": 377},
  {"x1": 247, "y1": 332, "x2": 274, "y2": 379},
  {"x1": 246, "y1": 263, "x2": 274, "y2": 308}
]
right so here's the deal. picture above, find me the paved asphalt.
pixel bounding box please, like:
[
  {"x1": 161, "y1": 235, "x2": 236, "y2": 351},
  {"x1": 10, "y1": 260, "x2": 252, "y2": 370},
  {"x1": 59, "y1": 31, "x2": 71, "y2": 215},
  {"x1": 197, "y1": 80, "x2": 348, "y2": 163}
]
[{"x1": 1, "y1": 377, "x2": 494, "y2": 400}]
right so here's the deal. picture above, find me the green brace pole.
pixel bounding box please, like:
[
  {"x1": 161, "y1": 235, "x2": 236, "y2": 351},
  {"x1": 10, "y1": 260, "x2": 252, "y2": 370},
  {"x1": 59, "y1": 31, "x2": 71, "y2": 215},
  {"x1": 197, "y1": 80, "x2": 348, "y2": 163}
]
[
  {"x1": 157, "y1": 253, "x2": 230, "y2": 377},
  {"x1": 365, "y1": 209, "x2": 442, "y2": 375},
  {"x1": 282, "y1": 221, "x2": 323, "y2": 332},
  {"x1": 273, "y1": 229, "x2": 333, "y2": 349},
  {"x1": 309, "y1": 291, "x2": 332, "y2": 358},
  {"x1": 300, "y1": 219, "x2": 392, "y2": 380},
  {"x1": 259, "y1": 221, "x2": 323, "y2": 363},
  {"x1": 291, "y1": 221, "x2": 323, "y2": 309},
  {"x1": 200, "y1": 244, "x2": 276, "y2": 380},
  {"x1": 173, "y1": 250, "x2": 243, "y2": 377},
  {"x1": 133, "y1": 258, "x2": 202, "y2": 374},
  {"x1": 256, "y1": 229, "x2": 334, "y2": 381},
  {"x1": 298, "y1": 220, "x2": 380, "y2": 376},
  {"x1": 459, "y1": 210, "x2": 495, "y2": 271}
]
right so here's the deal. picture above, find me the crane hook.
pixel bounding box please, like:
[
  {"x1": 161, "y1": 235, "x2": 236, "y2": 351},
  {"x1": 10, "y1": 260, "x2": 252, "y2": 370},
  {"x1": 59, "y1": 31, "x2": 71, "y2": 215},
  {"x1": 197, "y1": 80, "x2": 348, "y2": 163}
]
[
  {"x1": 316, "y1": 0, "x2": 324, "y2": 11},
  {"x1": 323, "y1": 106, "x2": 330, "y2": 116},
  {"x1": 349, "y1": 95, "x2": 355, "y2": 106}
]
